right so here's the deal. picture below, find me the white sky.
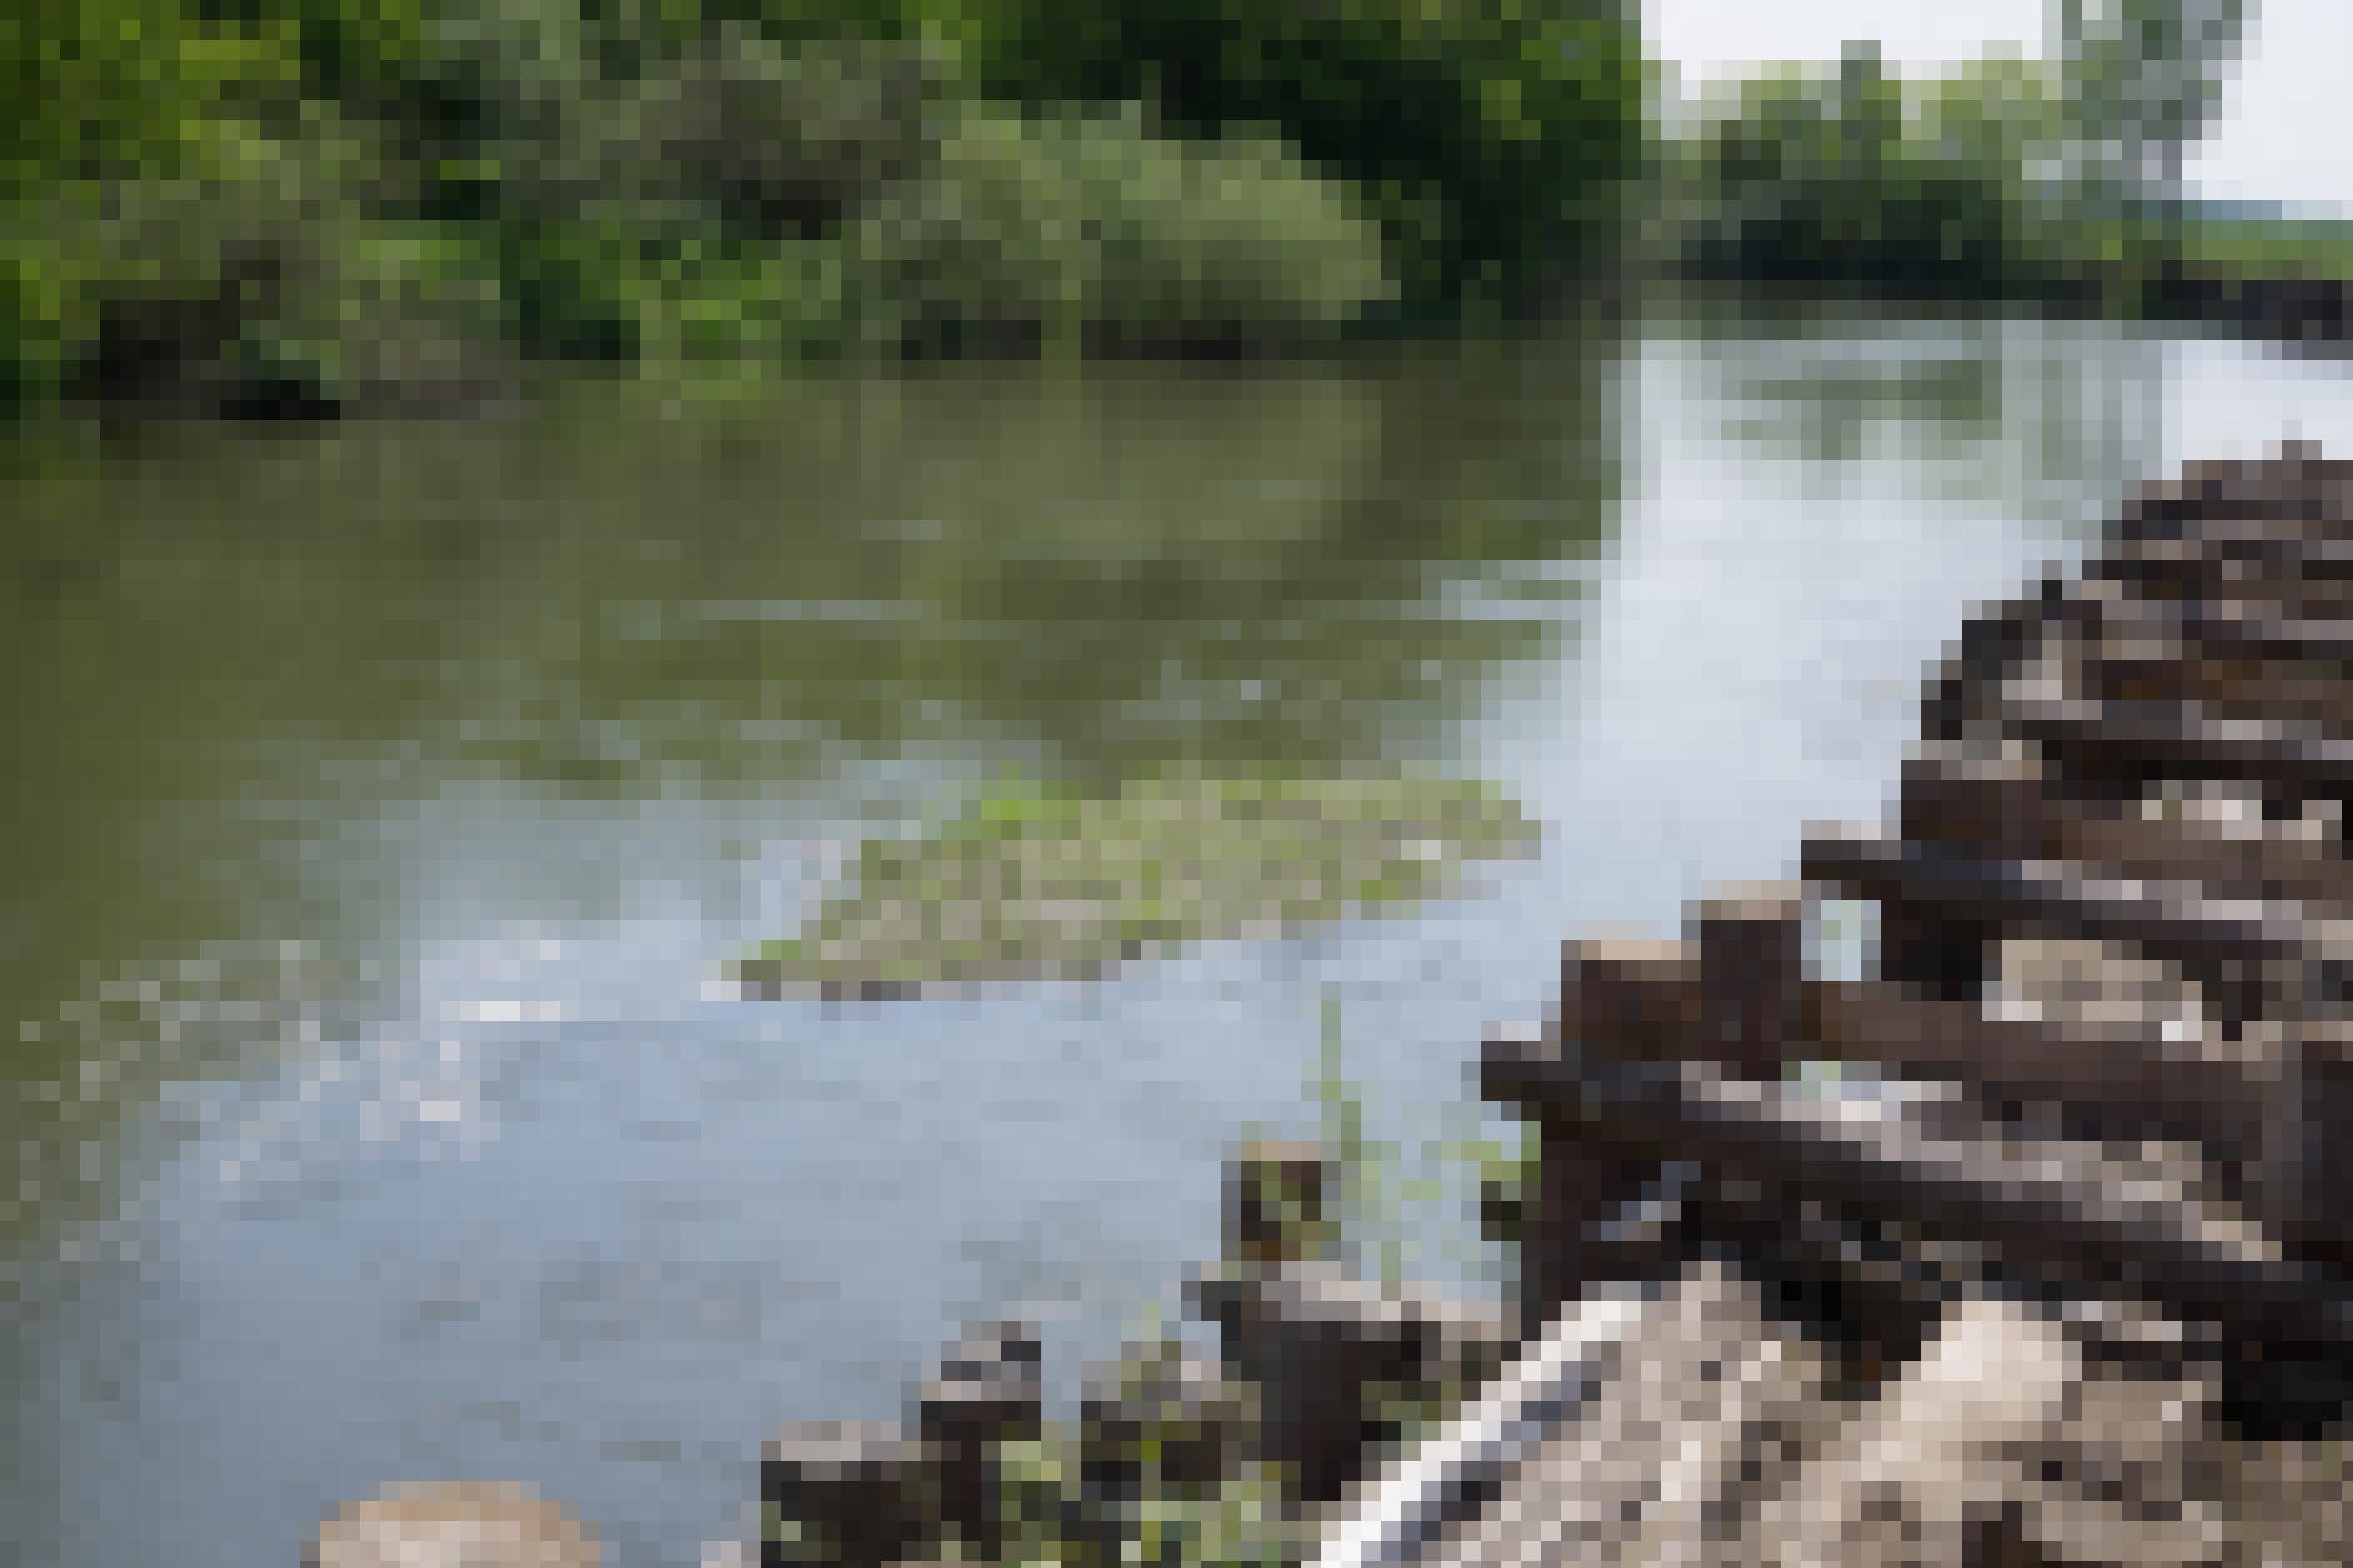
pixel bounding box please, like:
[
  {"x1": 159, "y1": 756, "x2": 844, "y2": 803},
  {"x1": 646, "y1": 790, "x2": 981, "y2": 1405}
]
[{"x1": 1648, "y1": 0, "x2": 2353, "y2": 211}]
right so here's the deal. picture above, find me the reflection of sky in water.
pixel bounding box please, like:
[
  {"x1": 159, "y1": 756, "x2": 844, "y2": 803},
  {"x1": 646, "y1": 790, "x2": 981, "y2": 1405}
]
[{"x1": 9, "y1": 321, "x2": 2353, "y2": 1568}]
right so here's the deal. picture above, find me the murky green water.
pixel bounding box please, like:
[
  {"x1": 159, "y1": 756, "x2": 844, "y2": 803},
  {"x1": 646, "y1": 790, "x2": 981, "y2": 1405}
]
[{"x1": 3, "y1": 307, "x2": 2344, "y2": 1566}]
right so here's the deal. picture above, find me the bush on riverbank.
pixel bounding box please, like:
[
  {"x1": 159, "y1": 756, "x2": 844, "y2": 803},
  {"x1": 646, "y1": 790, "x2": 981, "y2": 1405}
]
[
  {"x1": 1663, "y1": 2, "x2": 2264, "y2": 311},
  {"x1": 843, "y1": 105, "x2": 1396, "y2": 359},
  {"x1": 963, "y1": 0, "x2": 1646, "y2": 316},
  {"x1": 1666, "y1": 46, "x2": 2110, "y2": 304},
  {"x1": 4, "y1": 0, "x2": 1642, "y2": 414}
]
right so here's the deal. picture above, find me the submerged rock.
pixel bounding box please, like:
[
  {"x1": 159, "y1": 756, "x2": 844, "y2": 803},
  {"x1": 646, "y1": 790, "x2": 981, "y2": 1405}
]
[{"x1": 307, "y1": 1482, "x2": 598, "y2": 1568}]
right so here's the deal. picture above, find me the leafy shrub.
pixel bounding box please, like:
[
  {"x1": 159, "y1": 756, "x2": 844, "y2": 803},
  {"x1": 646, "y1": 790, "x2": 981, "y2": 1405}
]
[
  {"x1": 966, "y1": 0, "x2": 1646, "y2": 313},
  {"x1": 25, "y1": 113, "x2": 511, "y2": 410},
  {"x1": 631, "y1": 234, "x2": 856, "y2": 363},
  {"x1": 1673, "y1": 47, "x2": 2081, "y2": 298},
  {"x1": 0, "y1": 224, "x2": 74, "y2": 405},
  {"x1": 616, "y1": 30, "x2": 954, "y2": 239},
  {"x1": 850, "y1": 103, "x2": 1395, "y2": 359}
]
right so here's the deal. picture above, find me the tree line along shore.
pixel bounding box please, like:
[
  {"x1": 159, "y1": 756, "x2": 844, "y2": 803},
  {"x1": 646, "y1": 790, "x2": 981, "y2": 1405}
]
[{"x1": 13, "y1": 1, "x2": 2345, "y2": 420}]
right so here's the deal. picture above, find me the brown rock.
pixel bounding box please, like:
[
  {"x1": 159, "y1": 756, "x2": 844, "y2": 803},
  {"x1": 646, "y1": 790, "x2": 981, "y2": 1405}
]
[{"x1": 762, "y1": 1421, "x2": 938, "y2": 1568}]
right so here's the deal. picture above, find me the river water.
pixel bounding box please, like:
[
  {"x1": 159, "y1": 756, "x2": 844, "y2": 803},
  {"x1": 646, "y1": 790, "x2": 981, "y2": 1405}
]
[{"x1": 5, "y1": 306, "x2": 2351, "y2": 1567}]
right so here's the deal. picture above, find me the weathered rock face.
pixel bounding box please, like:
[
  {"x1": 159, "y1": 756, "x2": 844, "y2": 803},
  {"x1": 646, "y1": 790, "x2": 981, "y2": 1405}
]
[
  {"x1": 1332, "y1": 1261, "x2": 2353, "y2": 1568},
  {"x1": 2217, "y1": 1440, "x2": 2353, "y2": 1568},
  {"x1": 1994, "y1": 936, "x2": 2211, "y2": 1042},
  {"x1": 1756, "y1": 1294, "x2": 2227, "y2": 1568},
  {"x1": 307, "y1": 1482, "x2": 599, "y2": 1568}
]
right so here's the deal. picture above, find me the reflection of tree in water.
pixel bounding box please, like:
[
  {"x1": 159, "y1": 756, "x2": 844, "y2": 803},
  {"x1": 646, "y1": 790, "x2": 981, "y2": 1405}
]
[
  {"x1": 409, "y1": 322, "x2": 1630, "y2": 791},
  {"x1": 1683, "y1": 306, "x2": 2166, "y2": 519}
]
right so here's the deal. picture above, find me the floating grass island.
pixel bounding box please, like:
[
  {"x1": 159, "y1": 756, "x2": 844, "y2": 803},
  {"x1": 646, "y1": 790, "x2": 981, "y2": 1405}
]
[{"x1": 736, "y1": 774, "x2": 1542, "y2": 998}]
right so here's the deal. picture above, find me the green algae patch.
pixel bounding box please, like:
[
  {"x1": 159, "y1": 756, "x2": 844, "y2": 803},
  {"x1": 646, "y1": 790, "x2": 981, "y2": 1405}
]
[{"x1": 737, "y1": 774, "x2": 1540, "y2": 998}]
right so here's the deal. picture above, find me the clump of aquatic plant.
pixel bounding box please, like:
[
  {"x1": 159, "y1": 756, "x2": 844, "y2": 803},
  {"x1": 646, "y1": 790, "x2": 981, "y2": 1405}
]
[
  {"x1": 1310, "y1": 986, "x2": 1534, "y2": 1286},
  {"x1": 737, "y1": 772, "x2": 1540, "y2": 997}
]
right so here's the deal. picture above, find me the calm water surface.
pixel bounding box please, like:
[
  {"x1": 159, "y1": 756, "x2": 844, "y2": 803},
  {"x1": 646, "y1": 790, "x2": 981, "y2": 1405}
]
[{"x1": 5, "y1": 309, "x2": 2347, "y2": 1566}]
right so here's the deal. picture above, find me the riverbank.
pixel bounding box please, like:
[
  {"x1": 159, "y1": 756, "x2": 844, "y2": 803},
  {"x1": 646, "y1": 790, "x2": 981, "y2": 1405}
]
[
  {"x1": 2145, "y1": 265, "x2": 2353, "y2": 350},
  {"x1": 1664, "y1": 204, "x2": 2353, "y2": 351},
  {"x1": 6, "y1": 0, "x2": 1642, "y2": 420}
]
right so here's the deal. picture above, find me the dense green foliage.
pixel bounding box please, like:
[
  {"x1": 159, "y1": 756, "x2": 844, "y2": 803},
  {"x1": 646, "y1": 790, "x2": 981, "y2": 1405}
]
[
  {"x1": 1672, "y1": 46, "x2": 2091, "y2": 299},
  {"x1": 1668, "y1": 1, "x2": 2257, "y2": 304},
  {"x1": 965, "y1": 0, "x2": 1647, "y2": 315},
  {"x1": 12, "y1": 0, "x2": 2297, "y2": 414},
  {"x1": 2, "y1": 0, "x2": 1643, "y2": 414}
]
